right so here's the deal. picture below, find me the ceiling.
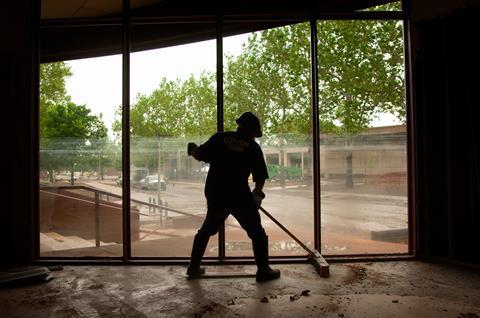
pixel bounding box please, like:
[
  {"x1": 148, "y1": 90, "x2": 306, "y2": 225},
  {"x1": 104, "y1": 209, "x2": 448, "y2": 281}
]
[
  {"x1": 40, "y1": 0, "x2": 399, "y2": 62},
  {"x1": 41, "y1": 0, "x2": 160, "y2": 19},
  {"x1": 41, "y1": 0, "x2": 397, "y2": 19}
]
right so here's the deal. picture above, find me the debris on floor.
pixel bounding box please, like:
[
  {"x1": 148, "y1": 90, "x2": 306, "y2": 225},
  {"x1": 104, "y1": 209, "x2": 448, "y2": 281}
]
[
  {"x1": 0, "y1": 266, "x2": 52, "y2": 288},
  {"x1": 46, "y1": 265, "x2": 63, "y2": 272},
  {"x1": 343, "y1": 264, "x2": 368, "y2": 284},
  {"x1": 290, "y1": 289, "x2": 311, "y2": 301}
]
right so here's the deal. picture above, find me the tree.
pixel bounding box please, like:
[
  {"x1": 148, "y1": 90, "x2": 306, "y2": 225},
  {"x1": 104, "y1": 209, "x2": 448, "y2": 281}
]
[
  {"x1": 114, "y1": 74, "x2": 217, "y2": 174},
  {"x1": 40, "y1": 62, "x2": 72, "y2": 138},
  {"x1": 224, "y1": 25, "x2": 312, "y2": 135},
  {"x1": 40, "y1": 62, "x2": 110, "y2": 184},
  {"x1": 181, "y1": 72, "x2": 217, "y2": 137},
  {"x1": 224, "y1": 24, "x2": 313, "y2": 187},
  {"x1": 224, "y1": 17, "x2": 405, "y2": 187},
  {"x1": 316, "y1": 19, "x2": 405, "y2": 187},
  {"x1": 41, "y1": 102, "x2": 108, "y2": 184},
  {"x1": 113, "y1": 10, "x2": 405, "y2": 188}
]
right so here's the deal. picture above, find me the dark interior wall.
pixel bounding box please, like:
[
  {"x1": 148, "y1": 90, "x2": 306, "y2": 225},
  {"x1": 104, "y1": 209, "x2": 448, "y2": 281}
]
[
  {"x1": 0, "y1": 0, "x2": 37, "y2": 267},
  {"x1": 411, "y1": 6, "x2": 480, "y2": 263},
  {"x1": 411, "y1": 0, "x2": 476, "y2": 20}
]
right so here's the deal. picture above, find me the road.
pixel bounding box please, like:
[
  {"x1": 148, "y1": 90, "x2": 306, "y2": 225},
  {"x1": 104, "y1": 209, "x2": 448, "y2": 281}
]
[{"x1": 86, "y1": 179, "x2": 407, "y2": 240}]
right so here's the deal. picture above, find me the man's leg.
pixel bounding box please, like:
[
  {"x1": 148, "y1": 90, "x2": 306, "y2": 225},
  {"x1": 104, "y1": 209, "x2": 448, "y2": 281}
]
[
  {"x1": 187, "y1": 203, "x2": 228, "y2": 278},
  {"x1": 231, "y1": 206, "x2": 280, "y2": 282}
]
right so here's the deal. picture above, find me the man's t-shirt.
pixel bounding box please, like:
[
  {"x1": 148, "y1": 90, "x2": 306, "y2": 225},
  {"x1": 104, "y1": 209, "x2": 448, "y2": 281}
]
[{"x1": 194, "y1": 131, "x2": 269, "y2": 206}]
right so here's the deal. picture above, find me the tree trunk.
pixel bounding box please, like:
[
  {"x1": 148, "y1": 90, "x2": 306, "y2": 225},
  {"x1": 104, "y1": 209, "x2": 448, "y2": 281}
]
[
  {"x1": 345, "y1": 150, "x2": 353, "y2": 188},
  {"x1": 279, "y1": 136, "x2": 285, "y2": 189},
  {"x1": 70, "y1": 165, "x2": 75, "y2": 185},
  {"x1": 97, "y1": 150, "x2": 101, "y2": 180},
  {"x1": 157, "y1": 139, "x2": 162, "y2": 204}
]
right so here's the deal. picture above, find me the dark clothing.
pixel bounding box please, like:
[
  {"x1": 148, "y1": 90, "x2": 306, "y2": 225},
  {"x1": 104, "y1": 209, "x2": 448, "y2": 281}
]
[
  {"x1": 197, "y1": 201, "x2": 267, "y2": 241},
  {"x1": 193, "y1": 200, "x2": 269, "y2": 270},
  {"x1": 192, "y1": 131, "x2": 269, "y2": 254},
  {"x1": 194, "y1": 131, "x2": 269, "y2": 207},
  {"x1": 188, "y1": 129, "x2": 277, "y2": 278}
]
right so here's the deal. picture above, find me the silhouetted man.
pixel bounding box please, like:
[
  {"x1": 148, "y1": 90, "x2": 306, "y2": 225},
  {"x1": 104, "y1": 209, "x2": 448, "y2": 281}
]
[{"x1": 186, "y1": 112, "x2": 280, "y2": 282}]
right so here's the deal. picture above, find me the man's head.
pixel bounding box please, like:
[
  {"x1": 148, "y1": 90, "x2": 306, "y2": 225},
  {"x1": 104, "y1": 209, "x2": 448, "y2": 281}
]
[{"x1": 236, "y1": 112, "x2": 262, "y2": 138}]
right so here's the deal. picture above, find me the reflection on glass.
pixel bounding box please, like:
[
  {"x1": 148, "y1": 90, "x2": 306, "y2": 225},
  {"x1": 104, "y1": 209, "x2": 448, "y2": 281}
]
[
  {"x1": 39, "y1": 54, "x2": 123, "y2": 257},
  {"x1": 128, "y1": 26, "x2": 217, "y2": 257},
  {"x1": 224, "y1": 22, "x2": 314, "y2": 257},
  {"x1": 361, "y1": 1, "x2": 402, "y2": 11},
  {"x1": 317, "y1": 20, "x2": 408, "y2": 255}
]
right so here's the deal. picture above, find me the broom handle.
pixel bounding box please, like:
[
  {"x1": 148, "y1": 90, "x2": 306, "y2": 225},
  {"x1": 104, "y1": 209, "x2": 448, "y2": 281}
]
[{"x1": 259, "y1": 206, "x2": 314, "y2": 256}]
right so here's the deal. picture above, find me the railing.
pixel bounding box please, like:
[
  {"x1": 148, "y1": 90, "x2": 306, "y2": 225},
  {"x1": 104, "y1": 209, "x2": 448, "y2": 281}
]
[{"x1": 40, "y1": 184, "x2": 238, "y2": 248}]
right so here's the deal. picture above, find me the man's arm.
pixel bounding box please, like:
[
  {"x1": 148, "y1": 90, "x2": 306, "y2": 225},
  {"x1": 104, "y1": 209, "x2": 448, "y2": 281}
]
[
  {"x1": 187, "y1": 135, "x2": 216, "y2": 162},
  {"x1": 252, "y1": 178, "x2": 266, "y2": 208},
  {"x1": 253, "y1": 179, "x2": 265, "y2": 193},
  {"x1": 187, "y1": 142, "x2": 199, "y2": 158},
  {"x1": 251, "y1": 143, "x2": 269, "y2": 207}
]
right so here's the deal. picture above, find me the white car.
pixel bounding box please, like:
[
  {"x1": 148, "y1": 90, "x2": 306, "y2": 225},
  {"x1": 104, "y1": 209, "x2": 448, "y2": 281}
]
[{"x1": 139, "y1": 175, "x2": 167, "y2": 191}]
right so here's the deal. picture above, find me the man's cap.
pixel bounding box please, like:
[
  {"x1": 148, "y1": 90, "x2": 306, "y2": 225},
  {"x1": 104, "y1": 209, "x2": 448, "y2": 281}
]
[{"x1": 236, "y1": 112, "x2": 262, "y2": 137}]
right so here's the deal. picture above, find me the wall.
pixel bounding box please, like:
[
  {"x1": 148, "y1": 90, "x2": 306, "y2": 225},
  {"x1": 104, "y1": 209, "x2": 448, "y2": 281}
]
[
  {"x1": 40, "y1": 189, "x2": 139, "y2": 244},
  {"x1": 411, "y1": 4, "x2": 480, "y2": 263},
  {"x1": 0, "y1": 0, "x2": 38, "y2": 267}
]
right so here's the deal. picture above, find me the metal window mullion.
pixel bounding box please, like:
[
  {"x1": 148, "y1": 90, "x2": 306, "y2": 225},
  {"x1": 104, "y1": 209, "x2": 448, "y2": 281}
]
[
  {"x1": 33, "y1": 0, "x2": 41, "y2": 261},
  {"x1": 122, "y1": 0, "x2": 131, "y2": 261},
  {"x1": 401, "y1": 0, "x2": 417, "y2": 256},
  {"x1": 309, "y1": 18, "x2": 322, "y2": 252},
  {"x1": 216, "y1": 14, "x2": 225, "y2": 261}
]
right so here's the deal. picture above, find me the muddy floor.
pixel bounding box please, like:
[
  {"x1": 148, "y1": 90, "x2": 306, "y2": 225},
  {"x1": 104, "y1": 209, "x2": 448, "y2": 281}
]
[{"x1": 1, "y1": 261, "x2": 479, "y2": 317}]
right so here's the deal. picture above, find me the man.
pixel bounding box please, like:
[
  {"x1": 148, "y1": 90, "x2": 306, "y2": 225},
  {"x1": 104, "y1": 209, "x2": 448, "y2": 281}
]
[{"x1": 186, "y1": 111, "x2": 280, "y2": 282}]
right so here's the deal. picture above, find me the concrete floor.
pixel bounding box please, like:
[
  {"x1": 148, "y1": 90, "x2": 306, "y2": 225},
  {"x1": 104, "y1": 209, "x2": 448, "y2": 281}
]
[{"x1": 1, "y1": 261, "x2": 479, "y2": 317}]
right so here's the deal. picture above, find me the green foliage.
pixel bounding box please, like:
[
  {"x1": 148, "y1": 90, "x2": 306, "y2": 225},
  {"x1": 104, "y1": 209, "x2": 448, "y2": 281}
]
[
  {"x1": 114, "y1": 73, "x2": 217, "y2": 139},
  {"x1": 40, "y1": 102, "x2": 109, "y2": 179},
  {"x1": 110, "y1": 19, "x2": 404, "y2": 189},
  {"x1": 317, "y1": 20, "x2": 405, "y2": 136},
  {"x1": 118, "y1": 19, "x2": 404, "y2": 141},
  {"x1": 181, "y1": 72, "x2": 217, "y2": 137},
  {"x1": 40, "y1": 62, "x2": 72, "y2": 105},
  {"x1": 40, "y1": 62, "x2": 72, "y2": 138},
  {"x1": 40, "y1": 62, "x2": 112, "y2": 182},
  {"x1": 225, "y1": 20, "x2": 405, "y2": 137},
  {"x1": 362, "y1": 1, "x2": 401, "y2": 11},
  {"x1": 267, "y1": 164, "x2": 302, "y2": 180},
  {"x1": 224, "y1": 24, "x2": 312, "y2": 135}
]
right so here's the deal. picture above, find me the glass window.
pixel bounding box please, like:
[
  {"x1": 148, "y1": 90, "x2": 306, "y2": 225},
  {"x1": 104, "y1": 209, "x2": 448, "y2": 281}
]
[
  {"x1": 317, "y1": 19, "x2": 408, "y2": 255},
  {"x1": 39, "y1": 28, "x2": 123, "y2": 257},
  {"x1": 129, "y1": 23, "x2": 217, "y2": 257},
  {"x1": 223, "y1": 22, "x2": 314, "y2": 257}
]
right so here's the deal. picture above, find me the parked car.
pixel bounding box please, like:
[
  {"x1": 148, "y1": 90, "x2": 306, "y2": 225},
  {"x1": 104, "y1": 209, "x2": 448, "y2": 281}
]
[{"x1": 139, "y1": 175, "x2": 167, "y2": 191}]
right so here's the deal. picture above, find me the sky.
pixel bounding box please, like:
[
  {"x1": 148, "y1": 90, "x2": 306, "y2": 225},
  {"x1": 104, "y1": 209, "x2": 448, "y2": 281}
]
[{"x1": 65, "y1": 33, "x2": 401, "y2": 136}]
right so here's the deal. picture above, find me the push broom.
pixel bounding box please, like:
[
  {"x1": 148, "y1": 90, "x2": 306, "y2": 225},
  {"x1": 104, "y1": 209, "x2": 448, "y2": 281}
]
[{"x1": 259, "y1": 206, "x2": 329, "y2": 277}]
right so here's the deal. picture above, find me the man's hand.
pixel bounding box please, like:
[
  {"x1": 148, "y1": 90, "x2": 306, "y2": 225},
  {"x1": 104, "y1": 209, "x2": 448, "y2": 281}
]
[
  {"x1": 187, "y1": 142, "x2": 198, "y2": 156},
  {"x1": 252, "y1": 188, "x2": 265, "y2": 208}
]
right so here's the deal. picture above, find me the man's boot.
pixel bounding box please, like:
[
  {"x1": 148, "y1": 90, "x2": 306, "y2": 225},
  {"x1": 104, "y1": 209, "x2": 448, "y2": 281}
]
[
  {"x1": 186, "y1": 233, "x2": 209, "y2": 278},
  {"x1": 252, "y1": 235, "x2": 280, "y2": 282}
]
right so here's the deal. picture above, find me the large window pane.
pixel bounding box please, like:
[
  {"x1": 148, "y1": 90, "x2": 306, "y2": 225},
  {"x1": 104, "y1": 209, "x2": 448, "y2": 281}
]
[
  {"x1": 129, "y1": 24, "x2": 217, "y2": 257},
  {"x1": 39, "y1": 28, "x2": 123, "y2": 257},
  {"x1": 223, "y1": 23, "x2": 314, "y2": 257},
  {"x1": 317, "y1": 20, "x2": 408, "y2": 255}
]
